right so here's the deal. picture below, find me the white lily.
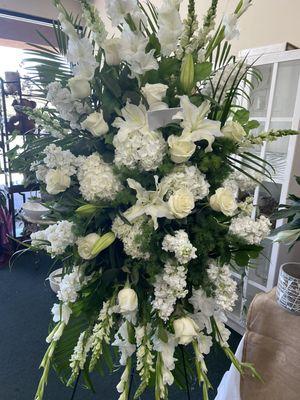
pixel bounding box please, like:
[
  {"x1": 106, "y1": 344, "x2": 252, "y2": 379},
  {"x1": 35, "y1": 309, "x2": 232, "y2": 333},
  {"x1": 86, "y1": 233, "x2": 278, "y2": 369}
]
[
  {"x1": 269, "y1": 228, "x2": 300, "y2": 244},
  {"x1": 173, "y1": 96, "x2": 221, "y2": 152},
  {"x1": 113, "y1": 102, "x2": 148, "y2": 139},
  {"x1": 125, "y1": 177, "x2": 174, "y2": 229}
]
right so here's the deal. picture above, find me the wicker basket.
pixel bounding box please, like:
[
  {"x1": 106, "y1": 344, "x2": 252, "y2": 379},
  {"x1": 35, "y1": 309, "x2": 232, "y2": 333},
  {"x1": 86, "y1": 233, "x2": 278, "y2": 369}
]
[{"x1": 277, "y1": 262, "x2": 300, "y2": 315}]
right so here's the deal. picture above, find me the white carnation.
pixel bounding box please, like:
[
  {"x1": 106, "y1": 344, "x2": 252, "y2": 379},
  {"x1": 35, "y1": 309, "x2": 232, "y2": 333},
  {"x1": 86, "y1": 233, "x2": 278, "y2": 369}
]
[
  {"x1": 152, "y1": 261, "x2": 188, "y2": 321},
  {"x1": 77, "y1": 153, "x2": 122, "y2": 202},
  {"x1": 112, "y1": 216, "x2": 151, "y2": 260},
  {"x1": 162, "y1": 230, "x2": 197, "y2": 264},
  {"x1": 161, "y1": 165, "x2": 210, "y2": 201},
  {"x1": 31, "y1": 220, "x2": 76, "y2": 256},
  {"x1": 229, "y1": 215, "x2": 271, "y2": 245}
]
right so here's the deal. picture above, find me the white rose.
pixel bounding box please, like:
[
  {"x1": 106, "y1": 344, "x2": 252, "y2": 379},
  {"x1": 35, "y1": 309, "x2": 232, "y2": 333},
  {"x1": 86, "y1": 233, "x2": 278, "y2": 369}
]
[
  {"x1": 45, "y1": 169, "x2": 71, "y2": 195},
  {"x1": 168, "y1": 188, "x2": 195, "y2": 219},
  {"x1": 141, "y1": 83, "x2": 168, "y2": 111},
  {"x1": 68, "y1": 76, "x2": 91, "y2": 99},
  {"x1": 77, "y1": 233, "x2": 100, "y2": 260},
  {"x1": 81, "y1": 111, "x2": 109, "y2": 137},
  {"x1": 173, "y1": 317, "x2": 199, "y2": 345},
  {"x1": 102, "y1": 38, "x2": 121, "y2": 66},
  {"x1": 210, "y1": 187, "x2": 237, "y2": 216},
  {"x1": 168, "y1": 135, "x2": 196, "y2": 163},
  {"x1": 118, "y1": 287, "x2": 138, "y2": 313},
  {"x1": 222, "y1": 121, "x2": 246, "y2": 142}
]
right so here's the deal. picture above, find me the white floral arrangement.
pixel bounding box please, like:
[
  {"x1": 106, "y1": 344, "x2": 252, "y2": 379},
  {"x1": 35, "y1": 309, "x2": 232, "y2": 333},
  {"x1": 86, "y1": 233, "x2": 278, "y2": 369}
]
[{"x1": 13, "y1": 0, "x2": 298, "y2": 399}]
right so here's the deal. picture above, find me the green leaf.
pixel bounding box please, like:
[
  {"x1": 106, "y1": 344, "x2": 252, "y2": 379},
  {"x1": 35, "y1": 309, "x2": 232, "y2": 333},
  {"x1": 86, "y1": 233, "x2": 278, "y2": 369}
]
[
  {"x1": 234, "y1": 251, "x2": 250, "y2": 267},
  {"x1": 245, "y1": 119, "x2": 260, "y2": 131},
  {"x1": 233, "y1": 109, "x2": 249, "y2": 125},
  {"x1": 194, "y1": 62, "x2": 212, "y2": 81}
]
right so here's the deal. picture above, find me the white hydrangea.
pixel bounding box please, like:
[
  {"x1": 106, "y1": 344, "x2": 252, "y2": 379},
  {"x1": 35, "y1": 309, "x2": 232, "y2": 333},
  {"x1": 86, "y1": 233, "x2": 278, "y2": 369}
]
[
  {"x1": 77, "y1": 153, "x2": 122, "y2": 202},
  {"x1": 152, "y1": 261, "x2": 188, "y2": 321},
  {"x1": 57, "y1": 266, "x2": 86, "y2": 304},
  {"x1": 46, "y1": 81, "x2": 90, "y2": 129},
  {"x1": 112, "y1": 216, "x2": 150, "y2": 260},
  {"x1": 43, "y1": 144, "x2": 77, "y2": 176},
  {"x1": 207, "y1": 262, "x2": 238, "y2": 312},
  {"x1": 157, "y1": 0, "x2": 183, "y2": 56},
  {"x1": 162, "y1": 230, "x2": 197, "y2": 264},
  {"x1": 112, "y1": 321, "x2": 136, "y2": 366},
  {"x1": 31, "y1": 220, "x2": 76, "y2": 256},
  {"x1": 112, "y1": 102, "x2": 166, "y2": 171},
  {"x1": 229, "y1": 215, "x2": 271, "y2": 245},
  {"x1": 161, "y1": 165, "x2": 210, "y2": 200},
  {"x1": 223, "y1": 170, "x2": 261, "y2": 194}
]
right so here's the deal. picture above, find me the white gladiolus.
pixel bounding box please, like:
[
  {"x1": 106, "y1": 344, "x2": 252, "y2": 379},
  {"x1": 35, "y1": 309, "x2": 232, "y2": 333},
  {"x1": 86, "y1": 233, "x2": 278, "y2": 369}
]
[
  {"x1": 77, "y1": 233, "x2": 101, "y2": 260},
  {"x1": 222, "y1": 120, "x2": 246, "y2": 142},
  {"x1": 105, "y1": 0, "x2": 138, "y2": 26},
  {"x1": 168, "y1": 188, "x2": 195, "y2": 219},
  {"x1": 141, "y1": 83, "x2": 168, "y2": 111},
  {"x1": 102, "y1": 38, "x2": 122, "y2": 65},
  {"x1": 173, "y1": 316, "x2": 199, "y2": 345},
  {"x1": 210, "y1": 187, "x2": 238, "y2": 216},
  {"x1": 157, "y1": 0, "x2": 183, "y2": 56},
  {"x1": 45, "y1": 169, "x2": 71, "y2": 195},
  {"x1": 167, "y1": 135, "x2": 196, "y2": 163},
  {"x1": 222, "y1": 13, "x2": 239, "y2": 41},
  {"x1": 51, "y1": 303, "x2": 72, "y2": 325},
  {"x1": 117, "y1": 288, "x2": 138, "y2": 314},
  {"x1": 81, "y1": 111, "x2": 109, "y2": 137},
  {"x1": 68, "y1": 76, "x2": 91, "y2": 99},
  {"x1": 112, "y1": 321, "x2": 136, "y2": 365}
]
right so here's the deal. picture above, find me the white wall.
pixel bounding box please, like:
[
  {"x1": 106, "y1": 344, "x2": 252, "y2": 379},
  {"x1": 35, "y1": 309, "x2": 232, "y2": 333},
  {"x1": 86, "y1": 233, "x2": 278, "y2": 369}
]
[
  {"x1": 0, "y1": 0, "x2": 82, "y2": 19},
  {"x1": 94, "y1": 0, "x2": 300, "y2": 54}
]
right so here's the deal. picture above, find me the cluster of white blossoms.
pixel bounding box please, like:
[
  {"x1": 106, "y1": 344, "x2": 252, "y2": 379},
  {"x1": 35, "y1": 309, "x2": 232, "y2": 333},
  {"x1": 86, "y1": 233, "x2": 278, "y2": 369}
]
[
  {"x1": 162, "y1": 165, "x2": 210, "y2": 201},
  {"x1": 77, "y1": 153, "x2": 122, "y2": 201},
  {"x1": 46, "y1": 81, "x2": 90, "y2": 129},
  {"x1": 57, "y1": 266, "x2": 87, "y2": 304},
  {"x1": 135, "y1": 324, "x2": 155, "y2": 389},
  {"x1": 152, "y1": 261, "x2": 188, "y2": 321},
  {"x1": 112, "y1": 215, "x2": 150, "y2": 260},
  {"x1": 229, "y1": 214, "x2": 271, "y2": 245},
  {"x1": 207, "y1": 262, "x2": 238, "y2": 312},
  {"x1": 112, "y1": 102, "x2": 166, "y2": 171},
  {"x1": 31, "y1": 220, "x2": 76, "y2": 257},
  {"x1": 162, "y1": 230, "x2": 197, "y2": 265},
  {"x1": 152, "y1": 332, "x2": 177, "y2": 390},
  {"x1": 224, "y1": 170, "x2": 262, "y2": 195},
  {"x1": 112, "y1": 320, "x2": 136, "y2": 366},
  {"x1": 68, "y1": 331, "x2": 93, "y2": 385}
]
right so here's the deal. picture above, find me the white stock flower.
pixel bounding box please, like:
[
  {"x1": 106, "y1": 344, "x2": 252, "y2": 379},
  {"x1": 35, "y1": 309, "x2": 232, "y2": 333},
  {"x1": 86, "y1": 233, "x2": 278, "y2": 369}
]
[
  {"x1": 68, "y1": 76, "x2": 91, "y2": 99},
  {"x1": 51, "y1": 303, "x2": 72, "y2": 325},
  {"x1": 45, "y1": 169, "x2": 71, "y2": 195},
  {"x1": 157, "y1": 0, "x2": 183, "y2": 56},
  {"x1": 229, "y1": 215, "x2": 271, "y2": 245},
  {"x1": 31, "y1": 220, "x2": 76, "y2": 256},
  {"x1": 102, "y1": 38, "x2": 122, "y2": 65},
  {"x1": 152, "y1": 261, "x2": 188, "y2": 321},
  {"x1": 222, "y1": 13, "x2": 239, "y2": 41},
  {"x1": 168, "y1": 188, "x2": 195, "y2": 219},
  {"x1": 173, "y1": 96, "x2": 221, "y2": 153},
  {"x1": 77, "y1": 233, "x2": 100, "y2": 260},
  {"x1": 105, "y1": 0, "x2": 138, "y2": 26},
  {"x1": 141, "y1": 83, "x2": 168, "y2": 111},
  {"x1": 222, "y1": 120, "x2": 246, "y2": 142},
  {"x1": 173, "y1": 316, "x2": 199, "y2": 345},
  {"x1": 167, "y1": 135, "x2": 196, "y2": 163},
  {"x1": 81, "y1": 111, "x2": 109, "y2": 137},
  {"x1": 210, "y1": 187, "x2": 237, "y2": 216},
  {"x1": 118, "y1": 288, "x2": 138, "y2": 314},
  {"x1": 112, "y1": 321, "x2": 136, "y2": 365},
  {"x1": 77, "y1": 153, "x2": 122, "y2": 201},
  {"x1": 162, "y1": 230, "x2": 197, "y2": 264}
]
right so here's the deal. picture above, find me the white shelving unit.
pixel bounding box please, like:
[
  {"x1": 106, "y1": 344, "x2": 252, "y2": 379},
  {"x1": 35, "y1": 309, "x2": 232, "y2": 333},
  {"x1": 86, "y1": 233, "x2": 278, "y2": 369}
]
[{"x1": 228, "y1": 46, "x2": 300, "y2": 334}]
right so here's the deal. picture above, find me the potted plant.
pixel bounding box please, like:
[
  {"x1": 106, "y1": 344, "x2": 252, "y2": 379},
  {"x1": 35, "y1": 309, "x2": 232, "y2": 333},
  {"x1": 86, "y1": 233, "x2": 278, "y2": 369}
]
[{"x1": 0, "y1": 188, "x2": 13, "y2": 267}]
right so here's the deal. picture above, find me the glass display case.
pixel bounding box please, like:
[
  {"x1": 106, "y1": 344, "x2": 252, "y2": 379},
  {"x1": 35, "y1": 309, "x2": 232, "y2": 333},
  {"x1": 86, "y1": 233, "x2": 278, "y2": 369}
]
[{"x1": 228, "y1": 48, "x2": 300, "y2": 334}]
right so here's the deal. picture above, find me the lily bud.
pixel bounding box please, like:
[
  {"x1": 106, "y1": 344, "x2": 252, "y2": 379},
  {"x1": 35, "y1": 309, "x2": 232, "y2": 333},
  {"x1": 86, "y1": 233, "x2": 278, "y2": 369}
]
[
  {"x1": 91, "y1": 232, "x2": 116, "y2": 257},
  {"x1": 180, "y1": 53, "x2": 195, "y2": 94},
  {"x1": 76, "y1": 204, "x2": 99, "y2": 217}
]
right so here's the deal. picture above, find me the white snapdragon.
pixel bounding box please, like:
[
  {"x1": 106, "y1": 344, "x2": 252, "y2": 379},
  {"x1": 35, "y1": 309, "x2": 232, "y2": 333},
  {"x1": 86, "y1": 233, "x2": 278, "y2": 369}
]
[
  {"x1": 157, "y1": 0, "x2": 183, "y2": 56},
  {"x1": 77, "y1": 153, "x2": 122, "y2": 201},
  {"x1": 112, "y1": 215, "x2": 151, "y2": 260},
  {"x1": 120, "y1": 29, "x2": 158, "y2": 75},
  {"x1": 172, "y1": 96, "x2": 221, "y2": 153},
  {"x1": 161, "y1": 165, "x2": 210, "y2": 201},
  {"x1": 152, "y1": 261, "x2": 188, "y2": 321},
  {"x1": 207, "y1": 262, "x2": 238, "y2": 312},
  {"x1": 31, "y1": 220, "x2": 76, "y2": 256},
  {"x1": 135, "y1": 325, "x2": 155, "y2": 388},
  {"x1": 162, "y1": 230, "x2": 197, "y2": 264},
  {"x1": 112, "y1": 321, "x2": 136, "y2": 366},
  {"x1": 229, "y1": 215, "x2": 271, "y2": 245},
  {"x1": 113, "y1": 102, "x2": 166, "y2": 171},
  {"x1": 68, "y1": 331, "x2": 93, "y2": 385}
]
